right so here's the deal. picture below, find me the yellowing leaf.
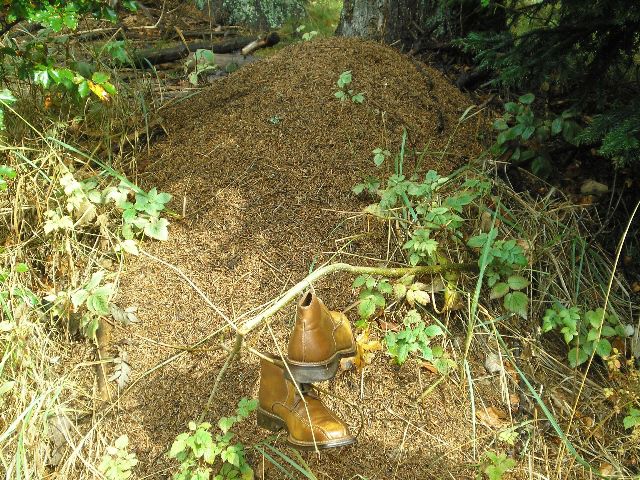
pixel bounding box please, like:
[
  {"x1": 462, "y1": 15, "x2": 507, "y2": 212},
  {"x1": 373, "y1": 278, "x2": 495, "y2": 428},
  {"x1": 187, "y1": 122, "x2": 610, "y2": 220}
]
[
  {"x1": 87, "y1": 80, "x2": 111, "y2": 102},
  {"x1": 353, "y1": 329, "x2": 382, "y2": 371}
]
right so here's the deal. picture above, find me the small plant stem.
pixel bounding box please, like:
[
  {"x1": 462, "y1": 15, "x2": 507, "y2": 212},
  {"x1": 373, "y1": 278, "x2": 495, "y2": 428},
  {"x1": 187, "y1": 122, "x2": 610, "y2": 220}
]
[
  {"x1": 199, "y1": 333, "x2": 243, "y2": 423},
  {"x1": 239, "y1": 261, "x2": 477, "y2": 334},
  {"x1": 417, "y1": 374, "x2": 446, "y2": 402}
]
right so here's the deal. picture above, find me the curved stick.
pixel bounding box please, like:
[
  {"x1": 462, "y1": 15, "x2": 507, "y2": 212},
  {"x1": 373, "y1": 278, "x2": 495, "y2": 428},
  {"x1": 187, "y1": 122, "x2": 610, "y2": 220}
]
[{"x1": 239, "y1": 262, "x2": 477, "y2": 335}]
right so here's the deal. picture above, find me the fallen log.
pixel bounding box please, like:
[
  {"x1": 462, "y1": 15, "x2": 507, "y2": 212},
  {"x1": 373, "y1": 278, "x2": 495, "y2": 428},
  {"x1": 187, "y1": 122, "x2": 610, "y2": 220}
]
[{"x1": 132, "y1": 36, "x2": 254, "y2": 68}]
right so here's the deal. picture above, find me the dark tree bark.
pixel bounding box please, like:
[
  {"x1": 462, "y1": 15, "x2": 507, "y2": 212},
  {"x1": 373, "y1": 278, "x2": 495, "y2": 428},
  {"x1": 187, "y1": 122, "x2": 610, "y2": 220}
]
[{"x1": 336, "y1": 0, "x2": 506, "y2": 48}]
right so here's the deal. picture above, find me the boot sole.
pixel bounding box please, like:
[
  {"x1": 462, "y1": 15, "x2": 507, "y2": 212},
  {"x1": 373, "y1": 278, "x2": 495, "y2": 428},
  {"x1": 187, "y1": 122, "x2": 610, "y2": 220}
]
[
  {"x1": 256, "y1": 408, "x2": 357, "y2": 450},
  {"x1": 284, "y1": 348, "x2": 356, "y2": 383}
]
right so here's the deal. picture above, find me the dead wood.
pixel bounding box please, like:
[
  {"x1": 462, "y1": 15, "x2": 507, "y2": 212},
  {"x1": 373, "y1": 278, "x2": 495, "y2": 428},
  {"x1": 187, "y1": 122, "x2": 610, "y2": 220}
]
[{"x1": 132, "y1": 36, "x2": 254, "y2": 67}]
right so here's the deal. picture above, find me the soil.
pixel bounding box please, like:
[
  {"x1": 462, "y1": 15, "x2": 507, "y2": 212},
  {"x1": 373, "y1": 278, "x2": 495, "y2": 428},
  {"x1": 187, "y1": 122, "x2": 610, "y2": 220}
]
[{"x1": 105, "y1": 37, "x2": 498, "y2": 478}]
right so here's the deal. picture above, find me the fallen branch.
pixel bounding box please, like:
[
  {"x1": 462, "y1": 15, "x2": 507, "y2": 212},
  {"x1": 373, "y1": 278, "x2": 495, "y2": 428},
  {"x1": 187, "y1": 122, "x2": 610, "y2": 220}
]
[
  {"x1": 141, "y1": 249, "x2": 476, "y2": 336},
  {"x1": 240, "y1": 32, "x2": 280, "y2": 56},
  {"x1": 239, "y1": 261, "x2": 477, "y2": 335},
  {"x1": 199, "y1": 333, "x2": 243, "y2": 422},
  {"x1": 132, "y1": 36, "x2": 254, "y2": 67}
]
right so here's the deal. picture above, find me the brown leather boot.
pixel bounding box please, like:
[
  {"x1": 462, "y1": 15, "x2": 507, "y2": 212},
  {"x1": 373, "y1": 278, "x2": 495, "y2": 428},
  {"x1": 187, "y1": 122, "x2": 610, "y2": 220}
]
[
  {"x1": 257, "y1": 355, "x2": 356, "y2": 450},
  {"x1": 286, "y1": 291, "x2": 356, "y2": 383}
]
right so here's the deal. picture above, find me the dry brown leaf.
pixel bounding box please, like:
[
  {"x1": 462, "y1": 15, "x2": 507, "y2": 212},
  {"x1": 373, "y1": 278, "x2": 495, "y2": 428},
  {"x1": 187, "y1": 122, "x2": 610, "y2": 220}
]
[
  {"x1": 109, "y1": 348, "x2": 132, "y2": 390},
  {"x1": 476, "y1": 406, "x2": 509, "y2": 428},
  {"x1": 421, "y1": 361, "x2": 438, "y2": 374},
  {"x1": 377, "y1": 320, "x2": 400, "y2": 332},
  {"x1": 599, "y1": 463, "x2": 614, "y2": 477}
]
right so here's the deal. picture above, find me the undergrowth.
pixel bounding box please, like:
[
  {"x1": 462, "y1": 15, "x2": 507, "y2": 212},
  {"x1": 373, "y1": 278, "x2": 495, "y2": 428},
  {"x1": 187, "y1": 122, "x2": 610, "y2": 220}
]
[{"x1": 351, "y1": 124, "x2": 640, "y2": 476}]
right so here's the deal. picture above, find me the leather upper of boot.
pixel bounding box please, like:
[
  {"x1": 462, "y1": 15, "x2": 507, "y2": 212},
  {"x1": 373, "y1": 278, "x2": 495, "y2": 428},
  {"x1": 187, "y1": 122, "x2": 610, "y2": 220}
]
[
  {"x1": 258, "y1": 357, "x2": 353, "y2": 446},
  {"x1": 288, "y1": 291, "x2": 355, "y2": 365}
]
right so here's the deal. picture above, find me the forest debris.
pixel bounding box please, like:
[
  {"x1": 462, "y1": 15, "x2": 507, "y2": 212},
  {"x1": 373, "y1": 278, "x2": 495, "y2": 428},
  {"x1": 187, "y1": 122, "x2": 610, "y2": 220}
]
[
  {"x1": 476, "y1": 406, "x2": 509, "y2": 428},
  {"x1": 133, "y1": 36, "x2": 254, "y2": 67},
  {"x1": 109, "y1": 348, "x2": 132, "y2": 390},
  {"x1": 343, "y1": 329, "x2": 383, "y2": 372},
  {"x1": 110, "y1": 304, "x2": 138, "y2": 325},
  {"x1": 484, "y1": 353, "x2": 504, "y2": 375},
  {"x1": 580, "y1": 179, "x2": 609, "y2": 196},
  {"x1": 46, "y1": 412, "x2": 73, "y2": 466},
  {"x1": 240, "y1": 32, "x2": 281, "y2": 56}
]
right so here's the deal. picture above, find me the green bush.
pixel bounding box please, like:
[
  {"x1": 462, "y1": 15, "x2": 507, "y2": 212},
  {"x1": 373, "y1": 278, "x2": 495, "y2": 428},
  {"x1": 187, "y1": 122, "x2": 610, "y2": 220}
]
[{"x1": 460, "y1": 0, "x2": 640, "y2": 169}]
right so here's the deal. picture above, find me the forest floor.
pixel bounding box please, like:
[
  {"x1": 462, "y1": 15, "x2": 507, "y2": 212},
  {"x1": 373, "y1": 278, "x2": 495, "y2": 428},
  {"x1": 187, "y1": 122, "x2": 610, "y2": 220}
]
[
  {"x1": 101, "y1": 37, "x2": 493, "y2": 478},
  {"x1": 2, "y1": 4, "x2": 639, "y2": 480}
]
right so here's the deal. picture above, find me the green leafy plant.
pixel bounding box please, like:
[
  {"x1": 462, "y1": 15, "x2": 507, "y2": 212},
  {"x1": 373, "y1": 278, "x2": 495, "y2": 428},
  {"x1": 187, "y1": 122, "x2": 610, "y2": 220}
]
[
  {"x1": 467, "y1": 233, "x2": 529, "y2": 318},
  {"x1": 98, "y1": 435, "x2": 138, "y2": 480},
  {"x1": 0, "y1": 89, "x2": 18, "y2": 130},
  {"x1": 385, "y1": 309, "x2": 446, "y2": 367},
  {"x1": 296, "y1": 25, "x2": 318, "y2": 41},
  {"x1": 334, "y1": 70, "x2": 364, "y2": 104},
  {"x1": 0, "y1": 1, "x2": 139, "y2": 128},
  {"x1": 116, "y1": 186, "x2": 172, "y2": 241},
  {"x1": 492, "y1": 93, "x2": 581, "y2": 176},
  {"x1": 0, "y1": 164, "x2": 17, "y2": 191},
  {"x1": 372, "y1": 147, "x2": 391, "y2": 167},
  {"x1": 482, "y1": 451, "x2": 516, "y2": 480},
  {"x1": 169, "y1": 398, "x2": 258, "y2": 480},
  {"x1": 542, "y1": 306, "x2": 629, "y2": 367},
  {"x1": 623, "y1": 407, "x2": 640, "y2": 431},
  {"x1": 44, "y1": 269, "x2": 114, "y2": 338},
  {"x1": 352, "y1": 274, "x2": 391, "y2": 326},
  {"x1": 186, "y1": 49, "x2": 218, "y2": 85},
  {"x1": 354, "y1": 137, "x2": 528, "y2": 321}
]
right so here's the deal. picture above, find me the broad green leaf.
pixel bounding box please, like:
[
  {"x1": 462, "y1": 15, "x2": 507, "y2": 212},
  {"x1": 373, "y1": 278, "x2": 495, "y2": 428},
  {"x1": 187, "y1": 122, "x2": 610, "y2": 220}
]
[
  {"x1": 92, "y1": 71, "x2": 110, "y2": 84},
  {"x1": 595, "y1": 339, "x2": 611, "y2": 358},
  {"x1": 490, "y1": 282, "x2": 509, "y2": 299},
  {"x1": 623, "y1": 409, "x2": 640, "y2": 430},
  {"x1": 87, "y1": 293, "x2": 110, "y2": 315},
  {"x1": 86, "y1": 270, "x2": 105, "y2": 290},
  {"x1": 77, "y1": 80, "x2": 90, "y2": 98},
  {"x1": 358, "y1": 296, "x2": 376, "y2": 318},
  {"x1": 169, "y1": 438, "x2": 186, "y2": 458},
  {"x1": 551, "y1": 117, "x2": 563, "y2": 135},
  {"x1": 218, "y1": 416, "x2": 235, "y2": 434},
  {"x1": 70, "y1": 289, "x2": 90, "y2": 309},
  {"x1": 352, "y1": 274, "x2": 367, "y2": 288},
  {"x1": 568, "y1": 347, "x2": 588, "y2": 367},
  {"x1": 507, "y1": 275, "x2": 529, "y2": 290},
  {"x1": 0, "y1": 89, "x2": 17, "y2": 104},
  {"x1": 423, "y1": 324, "x2": 443, "y2": 337},
  {"x1": 504, "y1": 291, "x2": 528, "y2": 319},
  {"x1": 378, "y1": 281, "x2": 392, "y2": 295},
  {"x1": 144, "y1": 217, "x2": 169, "y2": 241},
  {"x1": 519, "y1": 93, "x2": 535, "y2": 104},
  {"x1": 15, "y1": 263, "x2": 28, "y2": 273}
]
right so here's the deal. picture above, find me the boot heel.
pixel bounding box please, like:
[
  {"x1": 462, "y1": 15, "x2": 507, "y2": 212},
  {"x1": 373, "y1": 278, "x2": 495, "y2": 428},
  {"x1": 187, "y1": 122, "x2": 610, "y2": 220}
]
[
  {"x1": 285, "y1": 359, "x2": 340, "y2": 383},
  {"x1": 257, "y1": 409, "x2": 286, "y2": 432}
]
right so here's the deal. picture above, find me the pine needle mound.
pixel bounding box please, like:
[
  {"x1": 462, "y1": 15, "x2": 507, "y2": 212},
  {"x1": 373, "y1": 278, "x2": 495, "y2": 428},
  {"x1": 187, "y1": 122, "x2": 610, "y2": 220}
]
[{"x1": 112, "y1": 37, "x2": 489, "y2": 478}]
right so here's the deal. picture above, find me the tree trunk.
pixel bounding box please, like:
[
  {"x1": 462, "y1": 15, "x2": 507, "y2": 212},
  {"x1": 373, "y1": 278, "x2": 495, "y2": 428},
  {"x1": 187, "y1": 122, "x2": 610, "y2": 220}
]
[{"x1": 336, "y1": 0, "x2": 506, "y2": 48}]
